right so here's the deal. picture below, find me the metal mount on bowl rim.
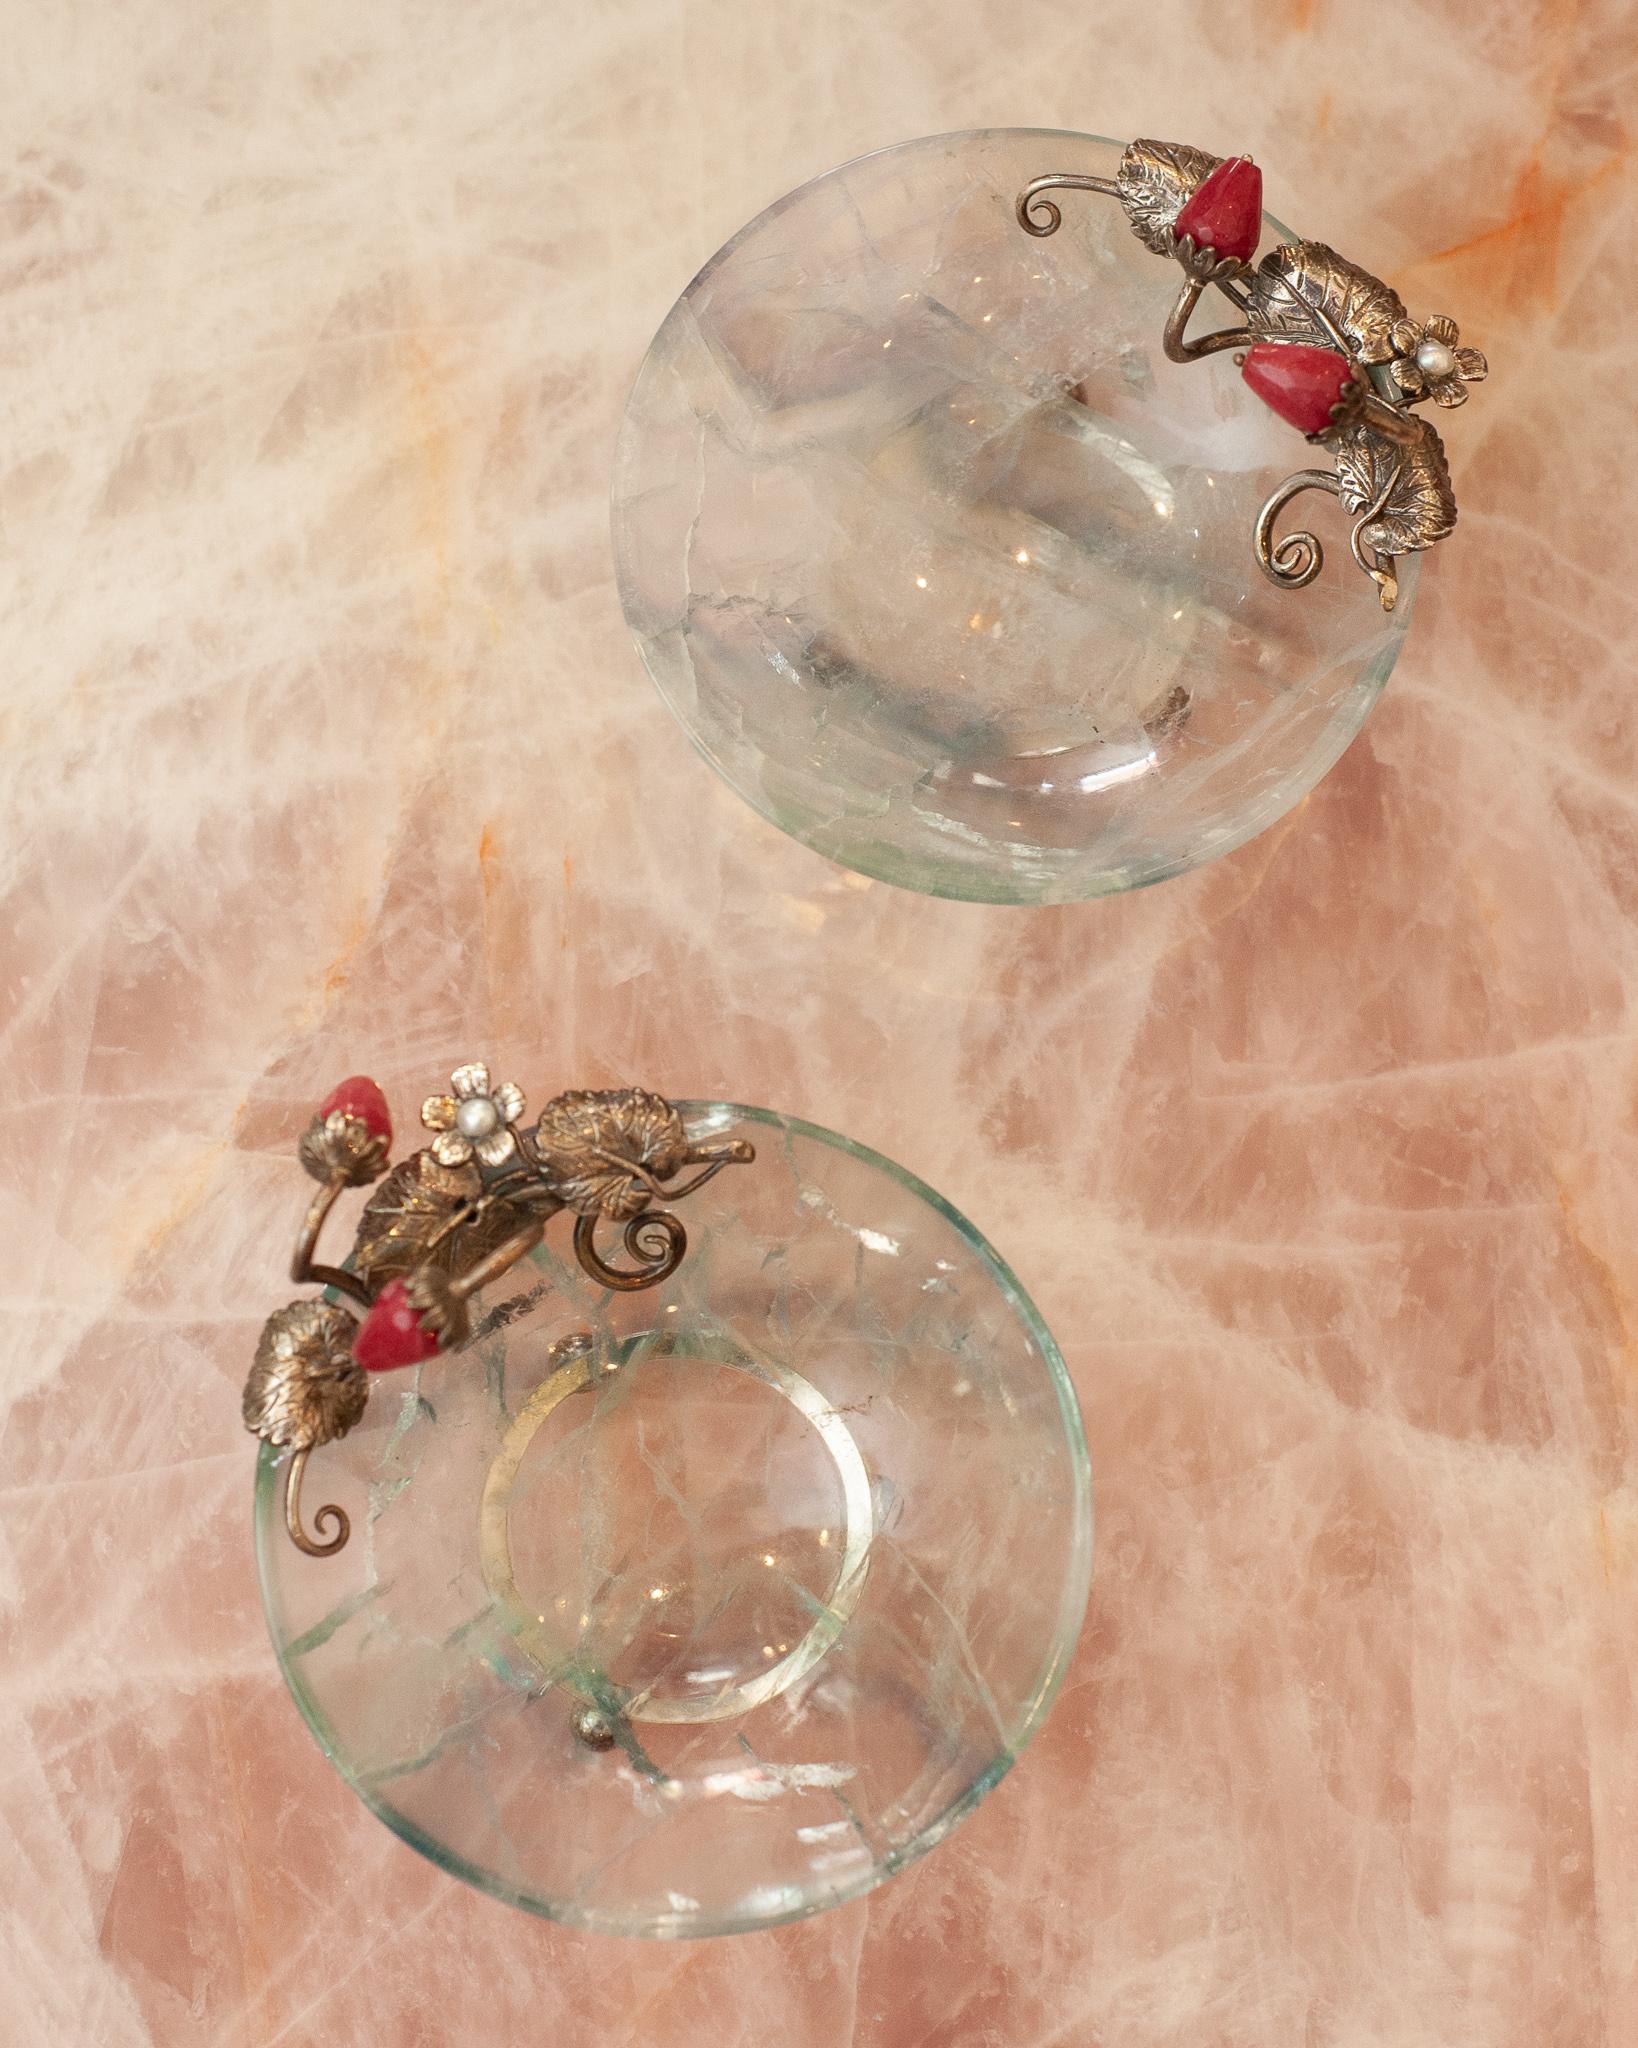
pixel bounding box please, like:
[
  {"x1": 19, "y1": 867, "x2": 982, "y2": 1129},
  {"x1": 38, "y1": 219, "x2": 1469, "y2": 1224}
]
[{"x1": 1017, "y1": 139, "x2": 1487, "y2": 611}]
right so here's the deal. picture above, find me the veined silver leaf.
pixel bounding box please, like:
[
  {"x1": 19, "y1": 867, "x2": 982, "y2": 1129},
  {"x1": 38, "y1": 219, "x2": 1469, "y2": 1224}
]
[
  {"x1": 353, "y1": 1149, "x2": 522, "y2": 1288},
  {"x1": 1116, "y1": 138, "x2": 1222, "y2": 255},
  {"x1": 243, "y1": 1299, "x2": 366, "y2": 1450},
  {"x1": 1246, "y1": 241, "x2": 1408, "y2": 365},
  {"x1": 1332, "y1": 418, "x2": 1456, "y2": 556},
  {"x1": 530, "y1": 1089, "x2": 689, "y2": 1220}
]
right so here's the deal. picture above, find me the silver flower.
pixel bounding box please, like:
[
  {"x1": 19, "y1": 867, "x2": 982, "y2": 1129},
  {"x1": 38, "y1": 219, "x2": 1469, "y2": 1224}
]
[
  {"x1": 1390, "y1": 313, "x2": 1487, "y2": 408},
  {"x1": 420, "y1": 1060, "x2": 526, "y2": 1169}
]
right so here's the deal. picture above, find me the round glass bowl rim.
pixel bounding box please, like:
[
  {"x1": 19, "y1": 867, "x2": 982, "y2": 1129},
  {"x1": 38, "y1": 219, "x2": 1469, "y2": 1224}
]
[
  {"x1": 634, "y1": 125, "x2": 1127, "y2": 316},
  {"x1": 612, "y1": 126, "x2": 1411, "y2": 906},
  {"x1": 255, "y1": 1098, "x2": 1095, "y2": 1937}
]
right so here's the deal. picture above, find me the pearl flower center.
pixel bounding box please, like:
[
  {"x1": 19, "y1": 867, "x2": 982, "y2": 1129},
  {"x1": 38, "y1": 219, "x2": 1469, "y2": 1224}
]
[
  {"x1": 455, "y1": 1095, "x2": 501, "y2": 1139},
  {"x1": 1415, "y1": 339, "x2": 1456, "y2": 381}
]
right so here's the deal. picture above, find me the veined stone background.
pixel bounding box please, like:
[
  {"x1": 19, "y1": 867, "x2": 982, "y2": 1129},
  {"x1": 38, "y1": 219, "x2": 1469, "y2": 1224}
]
[{"x1": 2, "y1": 2, "x2": 1633, "y2": 2043}]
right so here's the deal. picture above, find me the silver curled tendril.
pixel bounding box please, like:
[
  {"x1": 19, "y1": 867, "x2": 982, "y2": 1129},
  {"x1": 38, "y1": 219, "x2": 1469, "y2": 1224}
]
[
  {"x1": 1254, "y1": 469, "x2": 1338, "y2": 592},
  {"x1": 284, "y1": 1446, "x2": 349, "y2": 1557},
  {"x1": 1253, "y1": 465, "x2": 1403, "y2": 611},
  {"x1": 1014, "y1": 171, "x2": 1120, "y2": 239},
  {"x1": 1345, "y1": 460, "x2": 1405, "y2": 613},
  {"x1": 572, "y1": 1208, "x2": 687, "y2": 1292}
]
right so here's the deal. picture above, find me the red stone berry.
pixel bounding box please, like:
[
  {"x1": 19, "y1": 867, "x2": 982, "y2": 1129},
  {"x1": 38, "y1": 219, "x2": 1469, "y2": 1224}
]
[
  {"x1": 1173, "y1": 155, "x2": 1263, "y2": 266},
  {"x1": 353, "y1": 1278, "x2": 441, "y2": 1373},
  {"x1": 1241, "y1": 342, "x2": 1356, "y2": 437},
  {"x1": 318, "y1": 1075, "x2": 392, "y2": 1146}
]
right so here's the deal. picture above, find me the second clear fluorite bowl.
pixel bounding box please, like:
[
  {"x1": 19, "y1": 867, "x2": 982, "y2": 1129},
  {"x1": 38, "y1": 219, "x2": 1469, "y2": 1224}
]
[{"x1": 256, "y1": 1103, "x2": 1092, "y2": 1936}]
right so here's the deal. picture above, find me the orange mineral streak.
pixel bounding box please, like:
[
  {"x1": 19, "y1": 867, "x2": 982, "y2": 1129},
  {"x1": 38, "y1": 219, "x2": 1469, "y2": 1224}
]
[
  {"x1": 1426, "y1": 149, "x2": 1628, "y2": 314},
  {"x1": 130, "y1": 1138, "x2": 229, "y2": 1262},
  {"x1": 478, "y1": 822, "x2": 533, "y2": 1036},
  {"x1": 1548, "y1": 1158, "x2": 1638, "y2": 1463},
  {"x1": 478, "y1": 820, "x2": 501, "y2": 907},
  {"x1": 320, "y1": 906, "x2": 370, "y2": 1002}
]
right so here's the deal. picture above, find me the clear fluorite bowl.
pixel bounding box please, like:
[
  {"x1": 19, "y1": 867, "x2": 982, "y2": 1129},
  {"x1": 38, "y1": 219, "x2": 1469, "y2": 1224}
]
[
  {"x1": 612, "y1": 129, "x2": 1416, "y2": 904},
  {"x1": 255, "y1": 1103, "x2": 1092, "y2": 1937}
]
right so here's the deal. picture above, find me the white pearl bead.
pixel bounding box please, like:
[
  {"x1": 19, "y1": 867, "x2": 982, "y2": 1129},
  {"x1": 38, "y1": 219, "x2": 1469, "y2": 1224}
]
[
  {"x1": 455, "y1": 1095, "x2": 500, "y2": 1139},
  {"x1": 1415, "y1": 339, "x2": 1456, "y2": 381}
]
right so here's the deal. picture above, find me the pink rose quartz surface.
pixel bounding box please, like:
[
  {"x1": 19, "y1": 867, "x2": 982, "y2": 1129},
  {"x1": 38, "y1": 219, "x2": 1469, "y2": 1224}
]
[{"x1": 2, "y1": 3, "x2": 1634, "y2": 2044}]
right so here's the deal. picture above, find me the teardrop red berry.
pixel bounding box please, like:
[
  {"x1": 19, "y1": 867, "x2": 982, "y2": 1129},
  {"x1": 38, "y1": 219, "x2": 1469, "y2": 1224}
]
[
  {"x1": 1173, "y1": 156, "x2": 1263, "y2": 266},
  {"x1": 1241, "y1": 342, "x2": 1356, "y2": 437},
  {"x1": 353, "y1": 1278, "x2": 441, "y2": 1373},
  {"x1": 318, "y1": 1075, "x2": 392, "y2": 1146}
]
